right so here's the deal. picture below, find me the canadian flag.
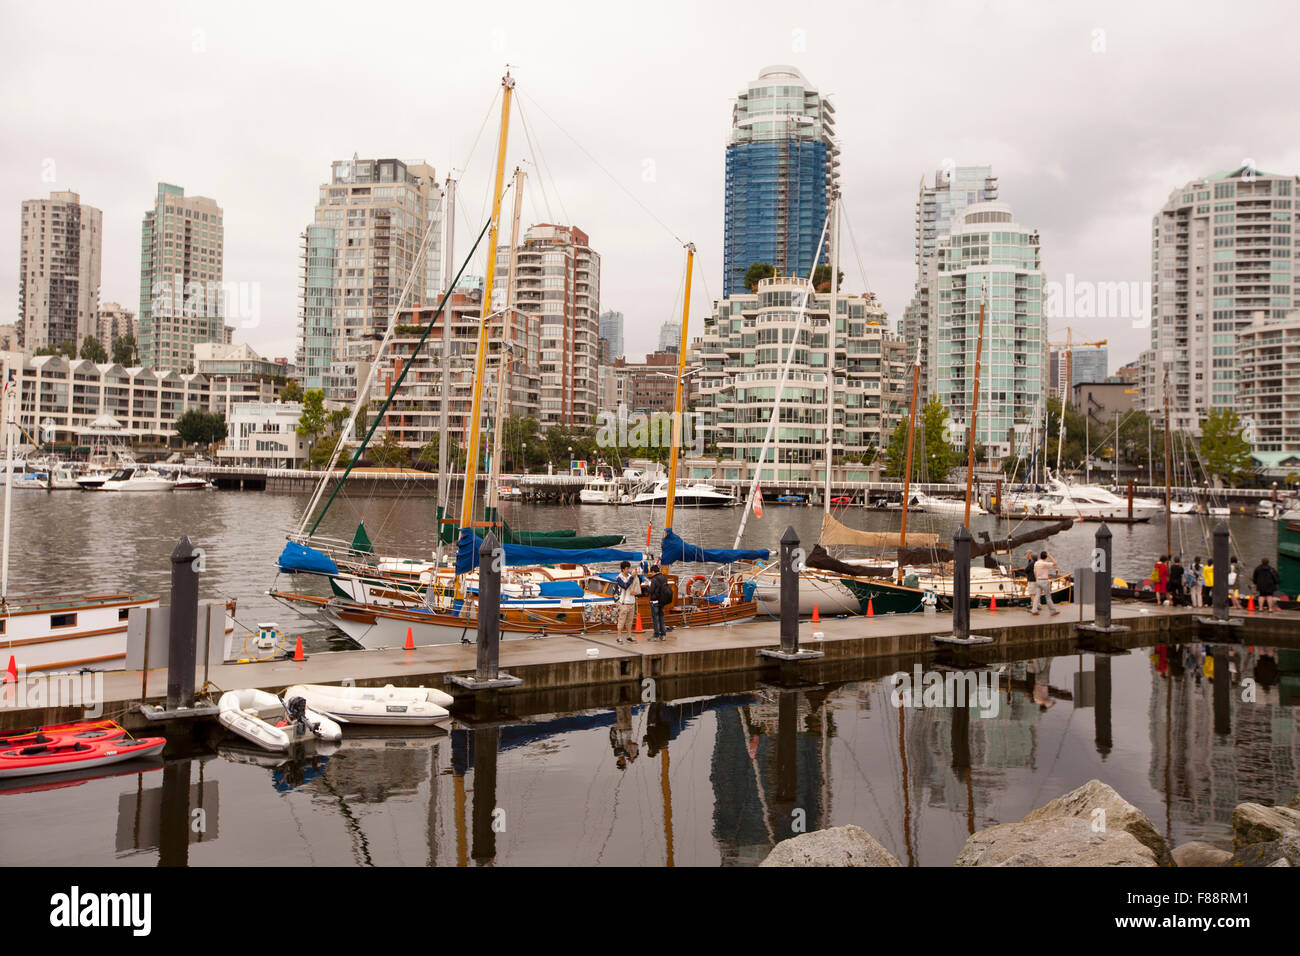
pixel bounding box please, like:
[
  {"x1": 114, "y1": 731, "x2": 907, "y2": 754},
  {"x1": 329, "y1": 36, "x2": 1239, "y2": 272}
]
[{"x1": 752, "y1": 486, "x2": 763, "y2": 519}]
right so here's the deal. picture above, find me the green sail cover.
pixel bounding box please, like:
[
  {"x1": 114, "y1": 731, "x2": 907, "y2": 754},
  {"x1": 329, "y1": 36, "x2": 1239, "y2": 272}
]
[
  {"x1": 351, "y1": 522, "x2": 374, "y2": 554},
  {"x1": 438, "y1": 513, "x2": 624, "y2": 549}
]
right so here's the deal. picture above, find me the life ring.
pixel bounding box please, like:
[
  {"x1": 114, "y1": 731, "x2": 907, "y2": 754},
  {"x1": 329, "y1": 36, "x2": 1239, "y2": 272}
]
[{"x1": 685, "y1": 574, "x2": 711, "y2": 598}]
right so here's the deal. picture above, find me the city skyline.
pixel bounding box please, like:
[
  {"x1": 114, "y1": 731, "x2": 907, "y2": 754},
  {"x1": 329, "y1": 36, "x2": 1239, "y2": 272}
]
[{"x1": 3, "y1": 2, "x2": 1299, "y2": 370}]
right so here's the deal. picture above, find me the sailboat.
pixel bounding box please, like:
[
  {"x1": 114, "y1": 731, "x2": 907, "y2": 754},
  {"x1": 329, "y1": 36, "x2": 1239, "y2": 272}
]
[
  {"x1": 271, "y1": 73, "x2": 758, "y2": 648},
  {"x1": 0, "y1": 361, "x2": 161, "y2": 673}
]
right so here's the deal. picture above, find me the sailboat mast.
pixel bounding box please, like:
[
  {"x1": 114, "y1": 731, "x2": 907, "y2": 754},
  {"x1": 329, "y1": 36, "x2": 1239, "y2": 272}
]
[
  {"x1": 823, "y1": 194, "x2": 839, "y2": 516},
  {"x1": 2, "y1": 359, "x2": 13, "y2": 600},
  {"x1": 663, "y1": 243, "x2": 695, "y2": 534},
  {"x1": 962, "y1": 279, "x2": 987, "y2": 528},
  {"x1": 435, "y1": 174, "x2": 457, "y2": 566},
  {"x1": 1170, "y1": 369, "x2": 1180, "y2": 556},
  {"x1": 898, "y1": 345, "x2": 921, "y2": 581},
  {"x1": 457, "y1": 71, "x2": 515, "y2": 537},
  {"x1": 487, "y1": 167, "x2": 525, "y2": 517}
]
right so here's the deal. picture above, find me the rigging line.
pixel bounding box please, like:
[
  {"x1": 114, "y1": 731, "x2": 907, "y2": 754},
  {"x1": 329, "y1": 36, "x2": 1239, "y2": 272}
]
[
  {"x1": 514, "y1": 104, "x2": 555, "y2": 223},
  {"x1": 838, "y1": 196, "x2": 874, "y2": 296},
  {"x1": 516, "y1": 98, "x2": 570, "y2": 228},
  {"x1": 518, "y1": 89, "x2": 684, "y2": 246},
  {"x1": 458, "y1": 87, "x2": 502, "y2": 183}
]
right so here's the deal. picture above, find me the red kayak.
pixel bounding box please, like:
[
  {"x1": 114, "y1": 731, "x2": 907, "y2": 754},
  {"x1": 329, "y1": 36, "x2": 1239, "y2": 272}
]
[{"x1": 0, "y1": 724, "x2": 165, "y2": 779}]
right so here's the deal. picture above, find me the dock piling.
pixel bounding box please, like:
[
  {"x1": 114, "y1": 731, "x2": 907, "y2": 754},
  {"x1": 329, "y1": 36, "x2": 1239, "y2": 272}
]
[
  {"x1": 1212, "y1": 522, "x2": 1229, "y2": 621},
  {"x1": 166, "y1": 536, "x2": 199, "y2": 711},
  {"x1": 1078, "y1": 523, "x2": 1129, "y2": 639},
  {"x1": 933, "y1": 524, "x2": 991, "y2": 649},
  {"x1": 757, "y1": 525, "x2": 823, "y2": 663},
  {"x1": 448, "y1": 530, "x2": 522, "y2": 693}
]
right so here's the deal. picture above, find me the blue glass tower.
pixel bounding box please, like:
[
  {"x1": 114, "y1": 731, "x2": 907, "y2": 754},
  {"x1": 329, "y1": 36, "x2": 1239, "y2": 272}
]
[{"x1": 723, "y1": 66, "x2": 838, "y2": 297}]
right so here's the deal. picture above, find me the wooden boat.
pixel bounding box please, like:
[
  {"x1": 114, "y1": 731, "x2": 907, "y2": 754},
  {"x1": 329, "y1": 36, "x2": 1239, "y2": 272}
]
[{"x1": 0, "y1": 722, "x2": 164, "y2": 779}]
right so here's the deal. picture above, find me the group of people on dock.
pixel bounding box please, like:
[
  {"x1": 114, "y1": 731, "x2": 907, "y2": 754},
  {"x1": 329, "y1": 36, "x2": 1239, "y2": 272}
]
[{"x1": 1148, "y1": 554, "x2": 1282, "y2": 611}]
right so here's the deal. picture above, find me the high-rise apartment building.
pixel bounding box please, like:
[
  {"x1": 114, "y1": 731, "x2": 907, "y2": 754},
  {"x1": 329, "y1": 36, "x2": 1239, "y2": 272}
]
[
  {"x1": 903, "y1": 166, "x2": 999, "y2": 398},
  {"x1": 694, "y1": 277, "x2": 906, "y2": 482},
  {"x1": 723, "y1": 65, "x2": 838, "y2": 297},
  {"x1": 1141, "y1": 165, "x2": 1300, "y2": 431},
  {"x1": 298, "y1": 157, "x2": 444, "y2": 391},
  {"x1": 658, "y1": 320, "x2": 681, "y2": 354},
  {"x1": 18, "y1": 190, "x2": 102, "y2": 351},
  {"x1": 1050, "y1": 343, "x2": 1108, "y2": 401},
  {"x1": 1236, "y1": 311, "x2": 1300, "y2": 473},
  {"x1": 599, "y1": 309, "x2": 624, "y2": 363},
  {"x1": 137, "y1": 183, "x2": 228, "y2": 372},
  {"x1": 494, "y1": 223, "x2": 600, "y2": 427},
  {"x1": 927, "y1": 201, "x2": 1047, "y2": 462},
  {"x1": 96, "y1": 302, "x2": 136, "y2": 354}
]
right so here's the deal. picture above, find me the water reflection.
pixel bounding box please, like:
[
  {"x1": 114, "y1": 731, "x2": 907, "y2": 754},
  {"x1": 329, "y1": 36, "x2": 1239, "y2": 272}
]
[{"x1": 1, "y1": 642, "x2": 1296, "y2": 867}]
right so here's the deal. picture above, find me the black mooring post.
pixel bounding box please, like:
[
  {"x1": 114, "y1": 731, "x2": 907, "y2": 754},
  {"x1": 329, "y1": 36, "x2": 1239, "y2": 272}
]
[
  {"x1": 952, "y1": 525, "x2": 972, "y2": 640},
  {"x1": 1212, "y1": 521, "x2": 1230, "y2": 621},
  {"x1": 476, "y1": 532, "x2": 502, "y2": 681},
  {"x1": 780, "y1": 525, "x2": 800, "y2": 655},
  {"x1": 1095, "y1": 522, "x2": 1114, "y2": 629},
  {"x1": 167, "y1": 536, "x2": 199, "y2": 710}
]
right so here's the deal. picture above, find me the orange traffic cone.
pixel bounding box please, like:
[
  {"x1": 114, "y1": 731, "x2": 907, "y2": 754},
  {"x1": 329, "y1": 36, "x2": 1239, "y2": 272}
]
[
  {"x1": 635, "y1": 612, "x2": 644, "y2": 634},
  {"x1": 404, "y1": 625, "x2": 415, "y2": 650},
  {"x1": 989, "y1": 594, "x2": 997, "y2": 613},
  {"x1": 3, "y1": 655, "x2": 15, "y2": 683},
  {"x1": 866, "y1": 598, "x2": 875, "y2": 617},
  {"x1": 1247, "y1": 595, "x2": 1255, "y2": 614},
  {"x1": 293, "y1": 636, "x2": 305, "y2": 662},
  {"x1": 811, "y1": 604, "x2": 821, "y2": 624}
]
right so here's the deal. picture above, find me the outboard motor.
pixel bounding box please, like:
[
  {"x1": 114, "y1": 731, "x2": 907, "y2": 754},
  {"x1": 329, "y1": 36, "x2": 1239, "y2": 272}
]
[{"x1": 283, "y1": 696, "x2": 312, "y2": 738}]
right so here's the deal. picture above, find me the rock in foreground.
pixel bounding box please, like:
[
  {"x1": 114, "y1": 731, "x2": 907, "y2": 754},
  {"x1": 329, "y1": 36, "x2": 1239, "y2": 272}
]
[
  {"x1": 956, "y1": 818, "x2": 1158, "y2": 867},
  {"x1": 1232, "y1": 803, "x2": 1300, "y2": 849},
  {"x1": 760, "y1": 825, "x2": 901, "y2": 867},
  {"x1": 1022, "y1": 779, "x2": 1173, "y2": 866},
  {"x1": 1171, "y1": 842, "x2": 1232, "y2": 867}
]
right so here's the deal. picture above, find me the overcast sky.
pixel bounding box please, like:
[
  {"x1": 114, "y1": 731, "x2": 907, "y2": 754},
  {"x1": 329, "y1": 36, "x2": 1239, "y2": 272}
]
[{"x1": 3, "y1": 0, "x2": 1298, "y2": 371}]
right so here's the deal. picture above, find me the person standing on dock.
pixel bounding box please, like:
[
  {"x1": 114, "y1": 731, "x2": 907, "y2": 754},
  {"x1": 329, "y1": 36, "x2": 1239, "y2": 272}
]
[
  {"x1": 1022, "y1": 549, "x2": 1037, "y2": 596},
  {"x1": 1252, "y1": 557, "x2": 1281, "y2": 613},
  {"x1": 1153, "y1": 555, "x2": 1170, "y2": 606},
  {"x1": 1029, "y1": 551, "x2": 1061, "y2": 616},
  {"x1": 1228, "y1": 557, "x2": 1242, "y2": 609},
  {"x1": 614, "y1": 561, "x2": 642, "y2": 644},
  {"x1": 1202, "y1": 559, "x2": 1214, "y2": 608},
  {"x1": 1189, "y1": 557, "x2": 1204, "y2": 608},
  {"x1": 1170, "y1": 556, "x2": 1186, "y2": 607},
  {"x1": 647, "y1": 564, "x2": 671, "y2": 641}
]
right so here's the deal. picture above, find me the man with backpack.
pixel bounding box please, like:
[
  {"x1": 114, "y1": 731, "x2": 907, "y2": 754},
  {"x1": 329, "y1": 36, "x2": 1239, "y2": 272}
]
[
  {"x1": 1253, "y1": 557, "x2": 1281, "y2": 613},
  {"x1": 646, "y1": 564, "x2": 672, "y2": 640},
  {"x1": 613, "y1": 561, "x2": 642, "y2": 644},
  {"x1": 1170, "y1": 556, "x2": 1186, "y2": 607}
]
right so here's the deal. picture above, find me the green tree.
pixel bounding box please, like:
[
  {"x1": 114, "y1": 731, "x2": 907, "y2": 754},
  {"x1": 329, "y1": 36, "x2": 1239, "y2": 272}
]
[
  {"x1": 328, "y1": 408, "x2": 351, "y2": 433},
  {"x1": 111, "y1": 333, "x2": 137, "y2": 366},
  {"x1": 79, "y1": 335, "x2": 108, "y2": 363},
  {"x1": 1199, "y1": 409, "x2": 1254, "y2": 486},
  {"x1": 310, "y1": 434, "x2": 356, "y2": 469},
  {"x1": 370, "y1": 431, "x2": 409, "y2": 468},
  {"x1": 884, "y1": 397, "x2": 961, "y2": 481},
  {"x1": 296, "y1": 389, "x2": 328, "y2": 452},
  {"x1": 280, "y1": 379, "x2": 304, "y2": 403},
  {"x1": 812, "y1": 265, "x2": 845, "y2": 293},
  {"x1": 744, "y1": 262, "x2": 776, "y2": 292},
  {"x1": 417, "y1": 434, "x2": 466, "y2": 472},
  {"x1": 174, "y1": 409, "x2": 227, "y2": 448},
  {"x1": 58, "y1": 340, "x2": 76, "y2": 359}
]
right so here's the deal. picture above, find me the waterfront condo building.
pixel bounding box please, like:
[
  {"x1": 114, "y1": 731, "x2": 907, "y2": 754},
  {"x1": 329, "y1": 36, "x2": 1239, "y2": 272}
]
[
  {"x1": 137, "y1": 183, "x2": 229, "y2": 372},
  {"x1": 493, "y1": 223, "x2": 600, "y2": 428},
  {"x1": 298, "y1": 157, "x2": 444, "y2": 392},
  {"x1": 693, "y1": 276, "x2": 906, "y2": 483},
  {"x1": 723, "y1": 66, "x2": 838, "y2": 297},
  {"x1": 1140, "y1": 165, "x2": 1300, "y2": 432},
  {"x1": 926, "y1": 201, "x2": 1047, "y2": 463},
  {"x1": 1049, "y1": 343, "x2": 1107, "y2": 403},
  {"x1": 1236, "y1": 311, "x2": 1300, "y2": 475},
  {"x1": 18, "y1": 190, "x2": 102, "y2": 352},
  {"x1": 902, "y1": 166, "x2": 999, "y2": 399}
]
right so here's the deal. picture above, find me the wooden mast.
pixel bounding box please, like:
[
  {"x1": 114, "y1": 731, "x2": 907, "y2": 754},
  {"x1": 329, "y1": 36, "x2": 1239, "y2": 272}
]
[
  {"x1": 458, "y1": 71, "x2": 514, "y2": 545},
  {"x1": 897, "y1": 344, "x2": 922, "y2": 582},
  {"x1": 663, "y1": 243, "x2": 695, "y2": 536},
  {"x1": 486, "y1": 167, "x2": 525, "y2": 520},
  {"x1": 962, "y1": 279, "x2": 987, "y2": 528}
]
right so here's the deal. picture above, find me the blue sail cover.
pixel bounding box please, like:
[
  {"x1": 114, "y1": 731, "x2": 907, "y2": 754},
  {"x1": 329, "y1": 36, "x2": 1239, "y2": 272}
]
[
  {"x1": 277, "y1": 540, "x2": 340, "y2": 575},
  {"x1": 455, "y1": 528, "x2": 643, "y2": 576},
  {"x1": 660, "y1": 529, "x2": 769, "y2": 565}
]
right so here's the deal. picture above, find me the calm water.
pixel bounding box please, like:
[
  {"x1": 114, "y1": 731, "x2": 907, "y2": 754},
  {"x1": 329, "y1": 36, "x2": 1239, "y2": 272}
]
[
  {"x1": 1, "y1": 643, "x2": 1296, "y2": 866},
  {"x1": 1, "y1": 490, "x2": 1292, "y2": 866},
  {"x1": 0, "y1": 489, "x2": 1281, "y2": 654}
]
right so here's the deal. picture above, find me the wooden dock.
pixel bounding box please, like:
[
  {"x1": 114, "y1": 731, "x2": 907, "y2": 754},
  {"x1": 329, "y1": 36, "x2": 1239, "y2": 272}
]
[{"x1": 3, "y1": 604, "x2": 1295, "y2": 731}]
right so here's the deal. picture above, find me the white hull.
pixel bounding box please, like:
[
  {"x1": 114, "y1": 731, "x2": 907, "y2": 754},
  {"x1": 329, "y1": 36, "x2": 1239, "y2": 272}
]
[
  {"x1": 911, "y1": 494, "x2": 987, "y2": 516},
  {"x1": 284, "y1": 683, "x2": 452, "y2": 726},
  {"x1": 753, "y1": 572, "x2": 861, "y2": 617},
  {"x1": 1, "y1": 596, "x2": 160, "y2": 673},
  {"x1": 218, "y1": 688, "x2": 343, "y2": 752}
]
